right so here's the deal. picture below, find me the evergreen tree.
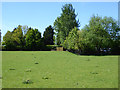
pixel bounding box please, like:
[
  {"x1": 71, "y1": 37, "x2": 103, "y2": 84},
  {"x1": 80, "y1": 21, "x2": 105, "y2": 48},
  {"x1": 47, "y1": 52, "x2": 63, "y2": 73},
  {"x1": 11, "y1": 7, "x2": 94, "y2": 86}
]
[{"x1": 43, "y1": 25, "x2": 54, "y2": 45}]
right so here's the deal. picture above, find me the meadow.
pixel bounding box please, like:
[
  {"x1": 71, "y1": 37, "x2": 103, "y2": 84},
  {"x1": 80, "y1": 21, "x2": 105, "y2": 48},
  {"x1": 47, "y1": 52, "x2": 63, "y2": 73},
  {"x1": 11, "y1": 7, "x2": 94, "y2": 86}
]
[
  {"x1": 0, "y1": 51, "x2": 2, "y2": 89},
  {"x1": 2, "y1": 51, "x2": 118, "y2": 88}
]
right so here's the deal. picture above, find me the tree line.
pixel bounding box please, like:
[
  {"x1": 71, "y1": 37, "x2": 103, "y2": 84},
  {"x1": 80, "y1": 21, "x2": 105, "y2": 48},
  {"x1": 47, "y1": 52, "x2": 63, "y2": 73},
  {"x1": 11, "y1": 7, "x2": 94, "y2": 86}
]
[
  {"x1": 63, "y1": 16, "x2": 120, "y2": 55},
  {"x1": 3, "y1": 25, "x2": 54, "y2": 51},
  {"x1": 2, "y1": 4, "x2": 120, "y2": 55}
]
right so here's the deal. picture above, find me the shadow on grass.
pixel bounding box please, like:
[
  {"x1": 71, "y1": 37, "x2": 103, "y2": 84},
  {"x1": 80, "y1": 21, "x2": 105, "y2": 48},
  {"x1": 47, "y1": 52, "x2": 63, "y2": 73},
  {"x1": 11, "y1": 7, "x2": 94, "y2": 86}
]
[{"x1": 68, "y1": 50, "x2": 120, "y2": 56}]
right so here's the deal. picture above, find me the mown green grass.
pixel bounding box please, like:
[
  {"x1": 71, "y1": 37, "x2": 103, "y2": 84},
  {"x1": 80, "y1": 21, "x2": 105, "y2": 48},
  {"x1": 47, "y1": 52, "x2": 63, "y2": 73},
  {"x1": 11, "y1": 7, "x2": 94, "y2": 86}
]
[
  {"x1": 0, "y1": 51, "x2": 2, "y2": 90},
  {"x1": 2, "y1": 51, "x2": 118, "y2": 88}
]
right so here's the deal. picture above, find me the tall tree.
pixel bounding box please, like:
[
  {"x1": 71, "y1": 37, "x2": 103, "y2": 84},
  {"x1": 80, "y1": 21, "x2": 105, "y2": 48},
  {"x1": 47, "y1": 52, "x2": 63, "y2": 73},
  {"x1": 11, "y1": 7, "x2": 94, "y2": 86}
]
[
  {"x1": 54, "y1": 4, "x2": 80, "y2": 45},
  {"x1": 25, "y1": 28, "x2": 43, "y2": 50},
  {"x1": 3, "y1": 25, "x2": 24, "y2": 50},
  {"x1": 25, "y1": 28, "x2": 35, "y2": 50},
  {"x1": 12, "y1": 25, "x2": 24, "y2": 50},
  {"x1": 34, "y1": 28, "x2": 43, "y2": 50},
  {"x1": 3, "y1": 31, "x2": 15, "y2": 50},
  {"x1": 3, "y1": 25, "x2": 45, "y2": 51},
  {"x1": 63, "y1": 15, "x2": 120, "y2": 55},
  {"x1": 43, "y1": 25, "x2": 54, "y2": 45},
  {"x1": 81, "y1": 15, "x2": 120, "y2": 54}
]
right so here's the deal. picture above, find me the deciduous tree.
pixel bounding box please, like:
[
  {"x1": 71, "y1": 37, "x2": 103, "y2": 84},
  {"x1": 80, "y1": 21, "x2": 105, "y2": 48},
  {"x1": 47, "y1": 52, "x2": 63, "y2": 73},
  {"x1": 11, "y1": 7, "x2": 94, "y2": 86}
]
[{"x1": 54, "y1": 4, "x2": 80, "y2": 45}]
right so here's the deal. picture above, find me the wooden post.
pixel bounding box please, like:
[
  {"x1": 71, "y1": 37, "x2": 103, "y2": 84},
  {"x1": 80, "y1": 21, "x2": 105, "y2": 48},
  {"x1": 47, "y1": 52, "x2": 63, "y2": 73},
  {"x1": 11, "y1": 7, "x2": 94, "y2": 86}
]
[{"x1": 57, "y1": 47, "x2": 63, "y2": 51}]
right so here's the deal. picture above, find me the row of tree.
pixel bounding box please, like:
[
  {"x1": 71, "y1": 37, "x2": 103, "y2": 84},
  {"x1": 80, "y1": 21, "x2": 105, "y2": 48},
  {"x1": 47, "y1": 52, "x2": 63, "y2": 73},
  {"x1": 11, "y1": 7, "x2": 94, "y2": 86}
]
[
  {"x1": 3, "y1": 25, "x2": 54, "y2": 51},
  {"x1": 63, "y1": 16, "x2": 120, "y2": 55},
  {"x1": 53, "y1": 4, "x2": 120, "y2": 55},
  {"x1": 2, "y1": 3, "x2": 120, "y2": 54}
]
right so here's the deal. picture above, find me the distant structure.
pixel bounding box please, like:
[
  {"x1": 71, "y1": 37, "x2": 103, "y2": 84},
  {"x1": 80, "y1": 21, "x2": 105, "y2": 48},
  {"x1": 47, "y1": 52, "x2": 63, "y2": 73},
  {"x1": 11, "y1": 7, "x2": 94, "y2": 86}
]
[{"x1": 57, "y1": 47, "x2": 63, "y2": 51}]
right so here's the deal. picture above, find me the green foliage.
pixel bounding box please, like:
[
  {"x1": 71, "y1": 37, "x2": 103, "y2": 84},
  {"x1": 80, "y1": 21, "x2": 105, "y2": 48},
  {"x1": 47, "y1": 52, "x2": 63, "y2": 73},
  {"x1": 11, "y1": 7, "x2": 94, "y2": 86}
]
[
  {"x1": 25, "y1": 28, "x2": 35, "y2": 50},
  {"x1": 2, "y1": 5, "x2": 120, "y2": 54},
  {"x1": 0, "y1": 29, "x2": 1, "y2": 45},
  {"x1": 25, "y1": 28, "x2": 43, "y2": 50},
  {"x1": 63, "y1": 27, "x2": 79, "y2": 50},
  {"x1": 43, "y1": 25, "x2": 54, "y2": 45},
  {"x1": 63, "y1": 15, "x2": 120, "y2": 55},
  {"x1": 3, "y1": 25, "x2": 44, "y2": 51},
  {"x1": 3, "y1": 25, "x2": 25, "y2": 50},
  {"x1": 54, "y1": 4, "x2": 80, "y2": 45},
  {"x1": 3, "y1": 31, "x2": 16, "y2": 50},
  {"x1": 46, "y1": 45, "x2": 58, "y2": 50},
  {"x1": 82, "y1": 15, "x2": 120, "y2": 54},
  {"x1": 12, "y1": 25, "x2": 24, "y2": 50}
]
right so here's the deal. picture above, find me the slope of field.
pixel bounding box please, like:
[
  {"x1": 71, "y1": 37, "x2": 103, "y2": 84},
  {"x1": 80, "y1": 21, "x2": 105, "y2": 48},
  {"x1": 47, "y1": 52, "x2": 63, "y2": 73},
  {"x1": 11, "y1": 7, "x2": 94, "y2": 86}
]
[
  {"x1": 0, "y1": 51, "x2": 2, "y2": 90},
  {"x1": 2, "y1": 51, "x2": 118, "y2": 88}
]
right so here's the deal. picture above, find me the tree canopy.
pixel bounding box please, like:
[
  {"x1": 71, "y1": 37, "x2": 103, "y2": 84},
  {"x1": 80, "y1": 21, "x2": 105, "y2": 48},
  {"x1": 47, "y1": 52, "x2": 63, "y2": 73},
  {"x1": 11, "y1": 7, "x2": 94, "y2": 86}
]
[
  {"x1": 43, "y1": 25, "x2": 54, "y2": 45},
  {"x1": 3, "y1": 25, "x2": 45, "y2": 51},
  {"x1": 54, "y1": 4, "x2": 80, "y2": 45},
  {"x1": 2, "y1": 4, "x2": 120, "y2": 55},
  {"x1": 63, "y1": 15, "x2": 120, "y2": 55}
]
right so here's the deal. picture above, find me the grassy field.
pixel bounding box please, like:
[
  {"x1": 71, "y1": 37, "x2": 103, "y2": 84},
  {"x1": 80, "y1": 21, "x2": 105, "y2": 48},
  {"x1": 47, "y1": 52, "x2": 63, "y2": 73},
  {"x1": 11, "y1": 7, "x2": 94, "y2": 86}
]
[
  {"x1": 0, "y1": 51, "x2": 2, "y2": 90},
  {"x1": 2, "y1": 51, "x2": 118, "y2": 88}
]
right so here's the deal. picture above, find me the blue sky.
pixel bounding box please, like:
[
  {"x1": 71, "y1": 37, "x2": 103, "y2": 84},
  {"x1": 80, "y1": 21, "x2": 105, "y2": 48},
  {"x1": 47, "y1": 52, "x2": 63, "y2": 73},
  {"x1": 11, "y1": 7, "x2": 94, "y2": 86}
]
[{"x1": 2, "y1": 2, "x2": 118, "y2": 39}]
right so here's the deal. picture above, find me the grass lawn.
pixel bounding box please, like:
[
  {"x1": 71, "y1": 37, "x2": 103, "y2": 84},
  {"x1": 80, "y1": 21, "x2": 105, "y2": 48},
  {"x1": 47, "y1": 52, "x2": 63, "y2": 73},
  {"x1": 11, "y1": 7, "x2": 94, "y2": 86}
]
[
  {"x1": 0, "y1": 51, "x2": 2, "y2": 90},
  {"x1": 2, "y1": 51, "x2": 118, "y2": 88}
]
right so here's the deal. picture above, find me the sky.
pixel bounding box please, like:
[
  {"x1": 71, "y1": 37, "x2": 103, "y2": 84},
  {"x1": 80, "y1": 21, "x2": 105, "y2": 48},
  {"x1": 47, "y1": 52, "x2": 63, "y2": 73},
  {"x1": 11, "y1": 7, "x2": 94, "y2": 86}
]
[{"x1": 1, "y1": 2, "x2": 118, "y2": 40}]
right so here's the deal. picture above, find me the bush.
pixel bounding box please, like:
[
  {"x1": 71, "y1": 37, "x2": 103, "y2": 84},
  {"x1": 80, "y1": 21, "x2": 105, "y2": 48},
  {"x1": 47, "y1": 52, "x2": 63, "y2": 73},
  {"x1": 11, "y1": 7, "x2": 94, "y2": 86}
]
[{"x1": 46, "y1": 45, "x2": 58, "y2": 51}]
